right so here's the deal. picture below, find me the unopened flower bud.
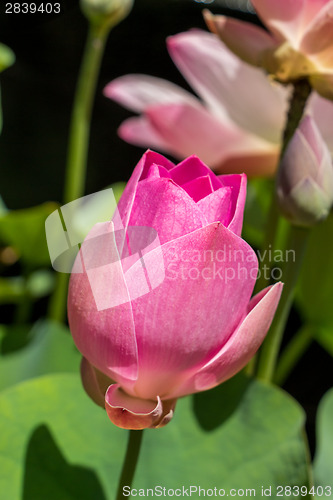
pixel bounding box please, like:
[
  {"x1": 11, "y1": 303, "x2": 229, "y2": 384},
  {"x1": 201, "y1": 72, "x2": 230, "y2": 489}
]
[
  {"x1": 0, "y1": 43, "x2": 15, "y2": 73},
  {"x1": 277, "y1": 116, "x2": 333, "y2": 227},
  {"x1": 80, "y1": 0, "x2": 133, "y2": 29}
]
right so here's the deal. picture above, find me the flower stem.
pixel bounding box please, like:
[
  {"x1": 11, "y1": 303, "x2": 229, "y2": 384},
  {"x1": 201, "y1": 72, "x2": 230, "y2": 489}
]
[
  {"x1": 48, "y1": 22, "x2": 110, "y2": 323},
  {"x1": 63, "y1": 23, "x2": 109, "y2": 205},
  {"x1": 253, "y1": 79, "x2": 312, "y2": 381},
  {"x1": 273, "y1": 324, "x2": 314, "y2": 386},
  {"x1": 281, "y1": 79, "x2": 312, "y2": 156},
  {"x1": 255, "y1": 79, "x2": 312, "y2": 295},
  {"x1": 116, "y1": 430, "x2": 144, "y2": 500},
  {"x1": 256, "y1": 225, "x2": 309, "y2": 382}
]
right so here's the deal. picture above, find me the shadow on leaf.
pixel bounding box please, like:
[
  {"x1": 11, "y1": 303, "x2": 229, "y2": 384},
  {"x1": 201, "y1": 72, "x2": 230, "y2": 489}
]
[
  {"x1": 193, "y1": 372, "x2": 251, "y2": 431},
  {"x1": 23, "y1": 424, "x2": 107, "y2": 500}
]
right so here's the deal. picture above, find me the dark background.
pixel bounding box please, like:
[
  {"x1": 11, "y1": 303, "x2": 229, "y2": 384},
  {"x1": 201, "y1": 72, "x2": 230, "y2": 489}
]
[
  {"x1": 0, "y1": 0, "x2": 331, "y2": 455},
  {"x1": 0, "y1": 0, "x2": 256, "y2": 208}
]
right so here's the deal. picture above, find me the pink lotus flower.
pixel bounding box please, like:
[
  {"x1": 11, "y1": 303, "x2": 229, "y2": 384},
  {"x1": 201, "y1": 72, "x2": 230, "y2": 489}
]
[
  {"x1": 68, "y1": 151, "x2": 282, "y2": 430},
  {"x1": 105, "y1": 30, "x2": 289, "y2": 176},
  {"x1": 277, "y1": 115, "x2": 333, "y2": 226},
  {"x1": 204, "y1": 0, "x2": 333, "y2": 99},
  {"x1": 105, "y1": 30, "x2": 333, "y2": 177}
]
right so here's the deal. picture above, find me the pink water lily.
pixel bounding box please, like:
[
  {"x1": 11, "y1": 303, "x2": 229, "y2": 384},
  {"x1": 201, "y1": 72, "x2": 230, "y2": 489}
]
[
  {"x1": 277, "y1": 115, "x2": 333, "y2": 226},
  {"x1": 68, "y1": 151, "x2": 282, "y2": 430},
  {"x1": 105, "y1": 30, "x2": 333, "y2": 176},
  {"x1": 205, "y1": 0, "x2": 333, "y2": 99},
  {"x1": 105, "y1": 30, "x2": 289, "y2": 176}
]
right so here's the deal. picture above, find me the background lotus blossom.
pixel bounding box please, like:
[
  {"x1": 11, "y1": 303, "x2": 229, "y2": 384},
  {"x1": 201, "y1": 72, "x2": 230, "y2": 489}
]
[
  {"x1": 68, "y1": 150, "x2": 282, "y2": 430},
  {"x1": 277, "y1": 115, "x2": 333, "y2": 226},
  {"x1": 204, "y1": 0, "x2": 333, "y2": 99},
  {"x1": 105, "y1": 30, "x2": 333, "y2": 177}
]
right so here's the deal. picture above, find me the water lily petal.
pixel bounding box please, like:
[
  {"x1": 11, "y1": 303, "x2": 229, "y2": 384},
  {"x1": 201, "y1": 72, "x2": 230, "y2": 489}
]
[
  {"x1": 145, "y1": 102, "x2": 260, "y2": 168},
  {"x1": 104, "y1": 74, "x2": 197, "y2": 112},
  {"x1": 204, "y1": 10, "x2": 278, "y2": 66},
  {"x1": 105, "y1": 384, "x2": 165, "y2": 429},
  {"x1": 127, "y1": 175, "x2": 209, "y2": 245},
  {"x1": 307, "y1": 92, "x2": 333, "y2": 153},
  {"x1": 309, "y1": 71, "x2": 333, "y2": 100},
  {"x1": 220, "y1": 173, "x2": 247, "y2": 236},
  {"x1": 118, "y1": 115, "x2": 175, "y2": 154},
  {"x1": 172, "y1": 282, "x2": 283, "y2": 397},
  {"x1": 80, "y1": 357, "x2": 113, "y2": 407},
  {"x1": 127, "y1": 222, "x2": 257, "y2": 400},
  {"x1": 300, "y1": 1, "x2": 333, "y2": 68},
  {"x1": 116, "y1": 150, "x2": 175, "y2": 231},
  {"x1": 68, "y1": 222, "x2": 139, "y2": 387},
  {"x1": 251, "y1": 0, "x2": 306, "y2": 44},
  {"x1": 167, "y1": 30, "x2": 287, "y2": 144}
]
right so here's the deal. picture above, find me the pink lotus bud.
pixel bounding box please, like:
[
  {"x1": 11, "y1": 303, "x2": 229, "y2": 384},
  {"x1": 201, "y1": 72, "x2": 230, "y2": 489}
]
[
  {"x1": 80, "y1": 0, "x2": 133, "y2": 28},
  {"x1": 68, "y1": 151, "x2": 282, "y2": 430},
  {"x1": 277, "y1": 116, "x2": 333, "y2": 226}
]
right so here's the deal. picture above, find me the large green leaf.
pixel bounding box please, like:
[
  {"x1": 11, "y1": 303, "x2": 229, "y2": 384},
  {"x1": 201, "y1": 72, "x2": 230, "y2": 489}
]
[
  {"x1": 0, "y1": 203, "x2": 58, "y2": 267},
  {"x1": 313, "y1": 388, "x2": 333, "y2": 498},
  {"x1": 0, "y1": 320, "x2": 80, "y2": 391},
  {"x1": 0, "y1": 373, "x2": 311, "y2": 499},
  {"x1": 296, "y1": 213, "x2": 333, "y2": 326}
]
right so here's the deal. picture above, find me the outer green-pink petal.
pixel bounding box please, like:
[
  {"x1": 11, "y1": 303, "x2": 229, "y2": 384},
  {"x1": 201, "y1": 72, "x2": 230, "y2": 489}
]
[
  {"x1": 105, "y1": 384, "x2": 176, "y2": 429},
  {"x1": 309, "y1": 72, "x2": 333, "y2": 100}
]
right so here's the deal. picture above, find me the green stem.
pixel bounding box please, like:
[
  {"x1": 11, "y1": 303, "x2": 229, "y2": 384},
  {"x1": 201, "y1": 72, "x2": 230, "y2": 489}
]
[
  {"x1": 255, "y1": 79, "x2": 312, "y2": 295},
  {"x1": 116, "y1": 430, "x2": 144, "y2": 500},
  {"x1": 256, "y1": 226, "x2": 309, "y2": 382},
  {"x1": 274, "y1": 325, "x2": 314, "y2": 386},
  {"x1": 48, "y1": 22, "x2": 110, "y2": 323},
  {"x1": 253, "y1": 79, "x2": 312, "y2": 381},
  {"x1": 281, "y1": 79, "x2": 312, "y2": 157},
  {"x1": 63, "y1": 23, "x2": 109, "y2": 204}
]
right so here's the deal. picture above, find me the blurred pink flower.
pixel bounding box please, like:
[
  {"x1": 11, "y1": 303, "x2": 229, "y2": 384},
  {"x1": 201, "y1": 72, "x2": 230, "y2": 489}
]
[
  {"x1": 105, "y1": 30, "x2": 333, "y2": 176},
  {"x1": 277, "y1": 115, "x2": 333, "y2": 226},
  {"x1": 68, "y1": 151, "x2": 282, "y2": 430},
  {"x1": 205, "y1": 0, "x2": 333, "y2": 99},
  {"x1": 105, "y1": 30, "x2": 289, "y2": 176}
]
